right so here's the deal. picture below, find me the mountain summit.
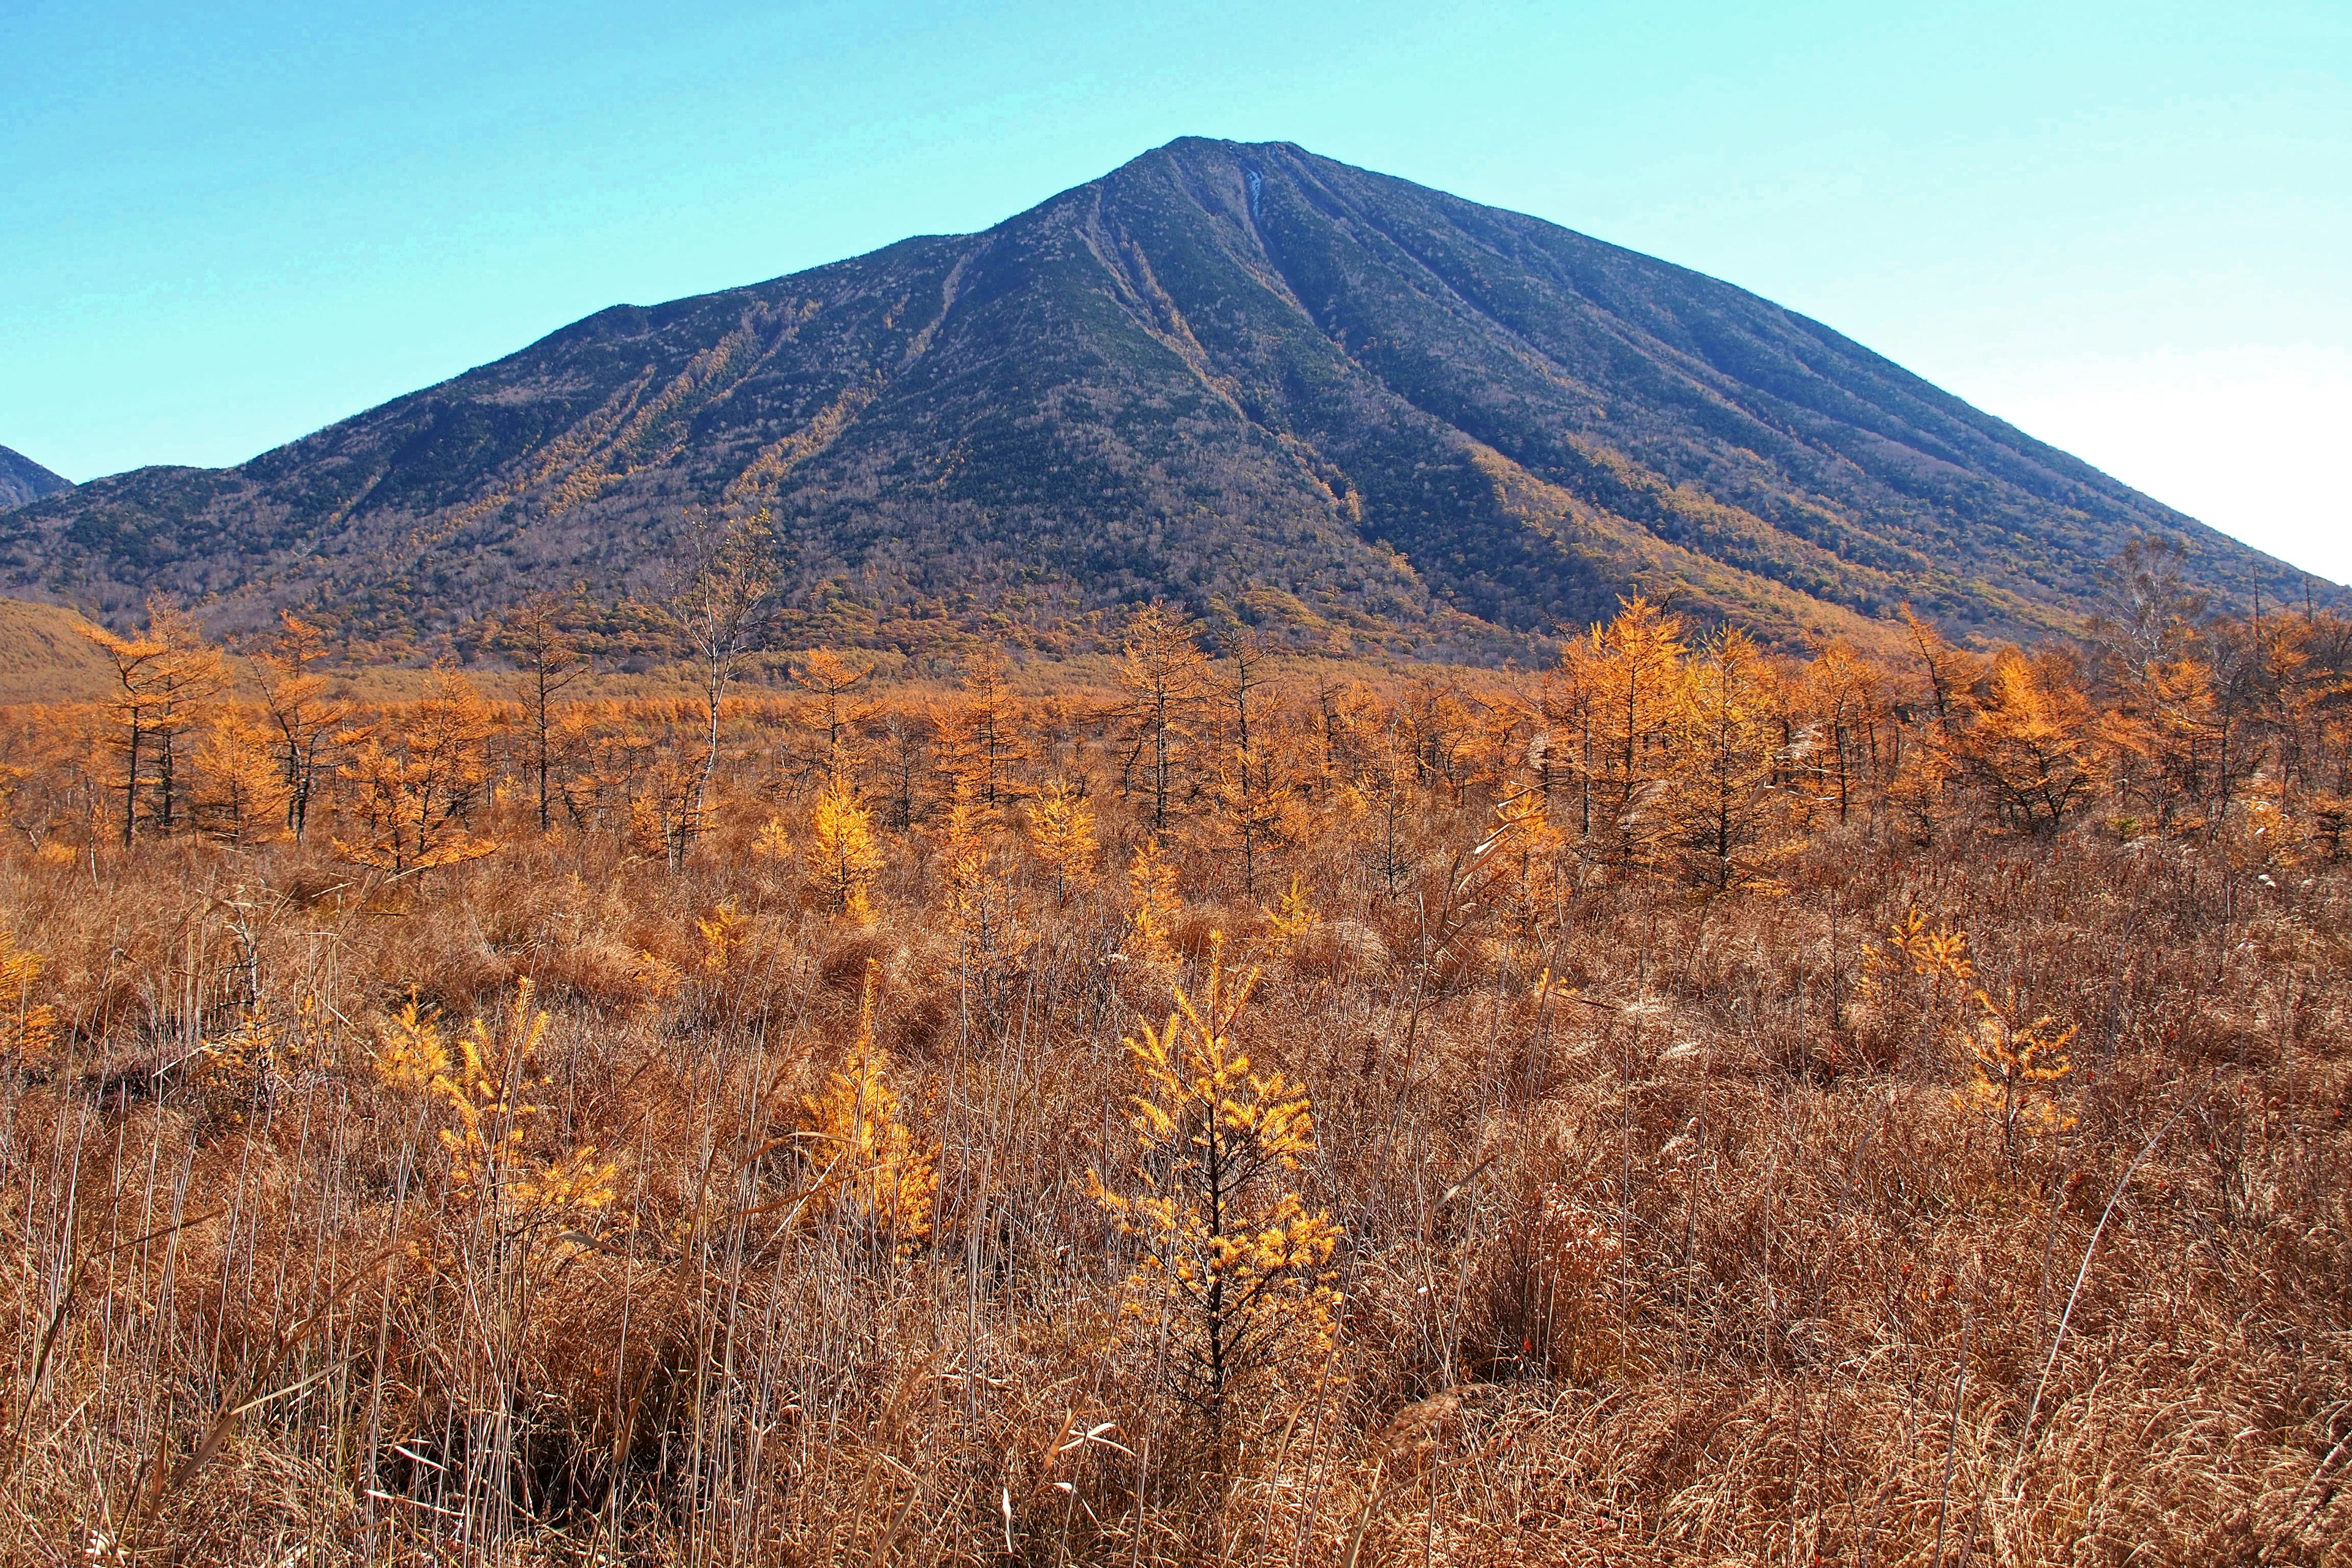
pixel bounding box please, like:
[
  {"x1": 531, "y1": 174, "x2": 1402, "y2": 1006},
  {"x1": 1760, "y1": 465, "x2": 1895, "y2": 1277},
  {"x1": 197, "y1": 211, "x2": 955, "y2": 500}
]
[{"x1": 4, "y1": 139, "x2": 2327, "y2": 654}]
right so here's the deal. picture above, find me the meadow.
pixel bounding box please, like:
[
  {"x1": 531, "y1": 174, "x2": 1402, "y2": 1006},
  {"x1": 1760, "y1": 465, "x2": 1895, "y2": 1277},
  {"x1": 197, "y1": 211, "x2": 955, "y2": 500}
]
[{"x1": 1, "y1": 575, "x2": 2347, "y2": 1565}]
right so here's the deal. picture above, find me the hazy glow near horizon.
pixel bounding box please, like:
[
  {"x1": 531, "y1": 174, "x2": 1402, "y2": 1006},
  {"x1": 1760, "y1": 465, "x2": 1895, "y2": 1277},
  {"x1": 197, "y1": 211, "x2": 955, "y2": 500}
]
[
  {"x1": 3, "y1": 0, "x2": 2346, "y2": 585},
  {"x1": 1954, "y1": 348, "x2": 2352, "y2": 591}
]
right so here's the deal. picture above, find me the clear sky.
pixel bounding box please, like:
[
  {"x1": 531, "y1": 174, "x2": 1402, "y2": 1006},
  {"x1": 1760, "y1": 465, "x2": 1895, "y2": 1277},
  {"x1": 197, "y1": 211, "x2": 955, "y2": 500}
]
[{"x1": 5, "y1": 0, "x2": 2347, "y2": 582}]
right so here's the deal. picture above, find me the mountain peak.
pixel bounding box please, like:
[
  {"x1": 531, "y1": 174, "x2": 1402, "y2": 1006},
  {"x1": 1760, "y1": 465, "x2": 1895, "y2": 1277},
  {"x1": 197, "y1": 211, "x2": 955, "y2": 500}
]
[{"x1": 3, "y1": 146, "x2": 2332, "y2": 650}]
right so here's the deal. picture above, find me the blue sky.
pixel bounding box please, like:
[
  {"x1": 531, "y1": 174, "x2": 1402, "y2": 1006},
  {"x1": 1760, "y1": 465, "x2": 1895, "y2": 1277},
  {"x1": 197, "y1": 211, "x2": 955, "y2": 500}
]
[{"x1": 5, "y1": 0, "x2": 2348, "y2": 581}]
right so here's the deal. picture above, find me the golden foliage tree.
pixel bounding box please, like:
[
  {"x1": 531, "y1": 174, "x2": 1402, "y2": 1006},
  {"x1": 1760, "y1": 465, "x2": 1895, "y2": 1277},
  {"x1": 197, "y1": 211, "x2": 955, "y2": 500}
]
[
  {"x1": 80, "y1": 597, "x2": 227, "y2": 845},
  {"x1": 257, "y1": 611, "x2": 349, "y2": 839},
  {"x1": 940, "y1": 645, "x2": 1028, "y2": 816},
  {"x1": 497, "y1": 594, "x2": 585, "y2": 834},
  {"x1": 697, "y1": 899, "x2": 752, "y2": 972},
  {"x1": 1125, "y1": 836, "x2": 1183, "y2": 970},
  {"x1": 1882, "y1": 605, "x2": 1977, "y2": 843},
  {"x1": 1558, "y1": 597, "x2": 1689, "y2": 873},
  {"x1": 1957, "y1": 650, "x2": 2100, "y2": 834},
  {"x1": 934, "y1": 797, "x2": 1025, "y2": 980},
  {"x1": 1346, "y1": 720, "x2": 1421, "y2": 897},
  {"x1": 877, "y1": 706, "x2": 933, "y2": 832},
  {"x1": 1487, "y1": 772, "x2": 1569, "y2": 938},
  {"x1": 373, "y1": 981, "x2": 617, "y2": 1237},
  {"x1": 192, "y1": 708, "x2": 293, "y2": 846},
  {"x1": 1260, "y1": 872, "x2": 1319, "y2": 959},
  {"x1": 0, "y1": 921, "x2": 58, "y2": 1072},
  {"x1": 1955, "y1": 989, "x2": 2079, "y2": 1159},
  {"x1": 808, "y1": 778, "x2": 884, "y2": 920},
  {"x1": 1023, "y1": 775, "x2": 1097, "y2": 905},
  {"x1": 1799, "y1": 639, "x2": 1888, "y2": 826},
  {"x1": 1671, "y1": 624, "x2": 1785, "y2": 890},
  {"x1": 332, "y1": 668, "x2": 499, "y2": 878},
  {"x1": 644, "y1": 507, "x2": 777, "y2": 869},
  {"x1": 800, "y1": 962, "x2": 935, "y2": 1248},
  {"x1": 1863, "y1": 908, "x2": 1975, "y2": 991},
  {"x1": 1849, "y1": 908, "x2": 1977, "y2": 1066},
  {"x1": 1089, "y1": 935, "x2": 1342, "y2": 1420},
  {"x1": 1210, "y1": 626, "x2": 1292, "y2": 895},
  {"x1": 622, "y1": 734, "x2": 709, "y2": 869},
  {"x1": 752, "y1": 813, "x2": 794, "y2": 864},
  {"x1": 788, "y1": 648, "x2": 876, "y2": 790}
]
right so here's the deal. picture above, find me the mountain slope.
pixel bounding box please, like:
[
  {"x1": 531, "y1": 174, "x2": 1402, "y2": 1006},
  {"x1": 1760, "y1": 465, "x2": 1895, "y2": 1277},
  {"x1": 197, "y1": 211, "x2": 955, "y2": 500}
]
[
  {"x1": 4, "y1": 138, "x2": 2330, "y2": 655},
  {"x1": 0, "y1": 447, "x2": 71, "y2": 512},
  {"x1": 0, "y1": 597, "x2": 118, "y2": 701}
]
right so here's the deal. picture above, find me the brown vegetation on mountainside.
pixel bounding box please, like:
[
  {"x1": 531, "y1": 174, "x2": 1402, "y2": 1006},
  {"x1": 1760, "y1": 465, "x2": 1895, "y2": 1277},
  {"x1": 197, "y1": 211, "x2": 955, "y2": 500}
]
[
  {"x1": 2, "y1": 568, "x2": 2351, "y2": 1564},
  {"x1": 0, "y1": 597, "x2": 119, "y2": 703}
]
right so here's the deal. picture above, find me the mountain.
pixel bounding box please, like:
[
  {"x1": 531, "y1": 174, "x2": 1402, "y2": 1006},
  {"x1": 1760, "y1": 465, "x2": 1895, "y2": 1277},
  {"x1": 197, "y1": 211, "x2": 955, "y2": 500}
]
[
  {"x1": 4, "y1": 138, "x2": 2333, "y2": 658},
  {"x1": 0, "y1": 447, "x2": 71, "y2": 513}
]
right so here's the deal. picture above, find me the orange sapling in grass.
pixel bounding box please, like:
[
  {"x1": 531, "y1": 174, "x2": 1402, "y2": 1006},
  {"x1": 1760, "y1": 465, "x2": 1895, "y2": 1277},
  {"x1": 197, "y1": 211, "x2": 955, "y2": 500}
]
[
  {"x1": 1125, "y1": 836, "x2": 1183, "y2": 969},
  {"x1": 936, "y1": 797, "x2": 1023, "y2": 962},
  {"x1": 374, "y1": 978, "x2": 615, "y2": 1226},
  {"x1": 1089, "y1": 932, "x2": 1343, "y2": 1419},
  {"x1": 431, "y1": 980, "x2": 552, "y2": 1200},
  {"x1": 1261, "y1": 871, "x2": 1319, "y2": 957},
  {"x1": 628, "y1": 948, "x2": 684, "y2": 1004},
  {"x1": 372, "y1": 990, "x2": 451, "y2": 1094},
  {"x1": 1852, "y1": 908, "x2": 1977, "y2": 1038},
  {"x1": 200, "y1": 1001, "x2": 278, "y2": 1101},
  {"x1": 752, "y1": 814, "x2": 794, "y2": 862},
  {"x1": 698, "y1": 899, "x2": 752, "y2": 971},
  {"x1": 1954, "y1": 988, "x2": 2079, "y2": 1156},
  {"x1": 1023, "y1": 775, "x2": 1098, "y2": 905},
  {"x1": 799, "y1": 960, "x2": 935, "y2": 1248},
  {"x1": 0, "y1": 922, "x2": 58, "y2": 1069},
  {"x1": 807, "y1": 778, "x2": 884, "y2": 920},
  {"x1": 1860, "y1": 907, "x2": 1975, "y2": 995}
]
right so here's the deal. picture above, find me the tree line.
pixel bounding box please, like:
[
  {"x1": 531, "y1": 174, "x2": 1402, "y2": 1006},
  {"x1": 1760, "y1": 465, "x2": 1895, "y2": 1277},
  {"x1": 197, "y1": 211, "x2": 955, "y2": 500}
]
[{"x1": 16, "y1": 532, "x2": 2346, "y2": 902}]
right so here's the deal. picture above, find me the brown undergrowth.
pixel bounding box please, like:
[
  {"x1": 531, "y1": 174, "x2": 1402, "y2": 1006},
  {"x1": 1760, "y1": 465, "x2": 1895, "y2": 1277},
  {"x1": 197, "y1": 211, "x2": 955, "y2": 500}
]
[{"x1": 1, "y1": 592, "x2": 2348, "y2": 1565}]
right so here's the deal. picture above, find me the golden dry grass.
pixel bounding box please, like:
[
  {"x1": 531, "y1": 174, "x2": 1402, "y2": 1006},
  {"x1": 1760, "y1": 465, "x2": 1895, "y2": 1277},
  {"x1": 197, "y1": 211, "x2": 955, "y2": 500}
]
[{"x1": 1, "y1": 617, "x2": 2348, "y2": 1566}]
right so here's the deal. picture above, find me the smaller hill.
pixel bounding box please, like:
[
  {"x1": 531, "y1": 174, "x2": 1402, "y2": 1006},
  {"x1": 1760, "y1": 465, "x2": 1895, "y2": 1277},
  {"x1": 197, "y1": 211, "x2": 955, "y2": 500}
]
[
  {"x1": 0, "y1": 597, "x2": 119, "y2": 703},
  {"x1": 0, "y1": 447, "x2": 72, "y2": 512}
]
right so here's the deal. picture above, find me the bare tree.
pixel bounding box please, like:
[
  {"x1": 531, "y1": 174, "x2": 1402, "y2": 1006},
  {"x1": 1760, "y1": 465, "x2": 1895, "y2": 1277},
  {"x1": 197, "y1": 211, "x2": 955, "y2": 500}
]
[
  {"x1": 1221, "y1": 625, "x2": 1273, "y2": 893},
  {"x1": 788, "y1": 648, "x2": 876, "y2": 790},
  {"x1": 643, "y1": 508, "x2": 779, "y2": 869},
  {"x1": 1115, "y1": 601, "x2": 1211, "y2": 831},
  {"x1": 497, "y1": 593, "x2": 586, "y2": 833}
]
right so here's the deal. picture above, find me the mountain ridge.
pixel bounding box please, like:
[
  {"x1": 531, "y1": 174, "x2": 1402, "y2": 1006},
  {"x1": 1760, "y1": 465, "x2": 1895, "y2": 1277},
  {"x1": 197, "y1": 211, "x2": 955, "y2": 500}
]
[
  {"x1": 6, "y1": 137, "x2": 2333, "y2": 657},
  {"x1": 0, "y1": 446, "x2": 72, "y2": 512}
]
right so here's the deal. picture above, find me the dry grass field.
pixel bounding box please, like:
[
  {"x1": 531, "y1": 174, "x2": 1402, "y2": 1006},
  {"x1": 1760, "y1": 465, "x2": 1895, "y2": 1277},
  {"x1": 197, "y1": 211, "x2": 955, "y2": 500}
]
[{"x1": 1, "y1": 579, "x2": 2348, "y2": 1565}]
